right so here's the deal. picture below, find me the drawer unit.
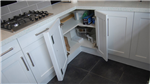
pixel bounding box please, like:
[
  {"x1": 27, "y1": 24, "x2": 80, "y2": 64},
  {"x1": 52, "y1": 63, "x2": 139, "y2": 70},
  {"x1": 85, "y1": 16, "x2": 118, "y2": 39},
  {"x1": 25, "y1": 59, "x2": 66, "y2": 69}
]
[
  {"x1": 17, "y1": 21, "x2": 54, "y2": 49},
  {"x1": 0, "y1": 39, "x2": 21, "y2": 61}
]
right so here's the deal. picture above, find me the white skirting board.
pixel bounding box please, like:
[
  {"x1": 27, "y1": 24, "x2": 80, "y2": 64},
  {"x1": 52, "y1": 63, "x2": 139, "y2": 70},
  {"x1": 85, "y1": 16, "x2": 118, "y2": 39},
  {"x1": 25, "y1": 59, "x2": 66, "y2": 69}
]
[
  {"x1": 108, "y1": 54, "x2": 150, "y2": 71},
  {"x1": 40, "y1": 71, "x2": 56, "y2": 84},
  {"x1": 80, "y1": 47, "x2": 150, "y2": 71},
  {"x1": 67, "y1": 47, "x2": 81, "y2": 64}
]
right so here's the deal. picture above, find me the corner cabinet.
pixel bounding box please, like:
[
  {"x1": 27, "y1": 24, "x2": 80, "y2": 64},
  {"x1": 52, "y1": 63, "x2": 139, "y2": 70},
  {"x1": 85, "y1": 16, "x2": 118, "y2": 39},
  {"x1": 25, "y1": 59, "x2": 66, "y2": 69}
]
[
  {"x1": 130, "y1": 12, "x2": 150, "y2": 63},
  {"x1": 43, "y1": 19, "x2": 68, "y2": 81},
  {"x1": 43, "y1": 11, "x2": 109, "y2": 81}
]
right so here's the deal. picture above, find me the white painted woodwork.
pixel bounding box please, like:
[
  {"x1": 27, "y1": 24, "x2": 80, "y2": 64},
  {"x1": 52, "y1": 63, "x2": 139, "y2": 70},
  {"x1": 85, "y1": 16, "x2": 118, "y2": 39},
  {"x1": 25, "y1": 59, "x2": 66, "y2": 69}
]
[
  {"x1": 61, "y1": 18, "x2": 95, "y2": 35},
  {"x1": 17, "y1": 20, "x2": 54, "y2": 49},
  {"x1": 43, "y1": 18, "x2": 68, "y2": 81},
  {"x1": 67, "y1": 47, "x2": 81, "y2": 64},
  {"x1": 64, "y1": 29, "x2": 96, "y2": 55},
  {"x1": 22, "y1": 37, "x2": 54, "y2": 83},
  {"x1": 95, "y1": 10, "x2": 108, "y2": 61},
  {"x1": 2, "y1": 9, "x2": 150, "y2": 84},
  {"x1": 99, "y1": 11, "x2": 134, "y2": 58},
  {"x1": 0, "y1": 40, "x2": 21, "y2": 62},
  {"x1": 130, "y1": 12, "x2": 150, "y2": 63},
  {"x1": 1, "y1": 51, "x2": 36, "y2": 84}
]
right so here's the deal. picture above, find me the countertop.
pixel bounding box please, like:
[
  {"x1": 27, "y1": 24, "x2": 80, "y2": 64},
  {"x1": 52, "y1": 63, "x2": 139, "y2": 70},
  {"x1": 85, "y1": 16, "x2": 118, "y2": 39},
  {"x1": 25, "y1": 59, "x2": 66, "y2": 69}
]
[{"x1": 1, "y1": 1, "x2": 150, "y2": 46}]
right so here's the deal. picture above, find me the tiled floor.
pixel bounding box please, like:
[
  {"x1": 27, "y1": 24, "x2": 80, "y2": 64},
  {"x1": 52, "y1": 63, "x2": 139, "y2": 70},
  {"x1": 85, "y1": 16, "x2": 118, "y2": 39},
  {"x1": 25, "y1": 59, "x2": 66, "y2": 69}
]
[{"x1": 48, "y1": 52, "x2": 149, "y2": 84}]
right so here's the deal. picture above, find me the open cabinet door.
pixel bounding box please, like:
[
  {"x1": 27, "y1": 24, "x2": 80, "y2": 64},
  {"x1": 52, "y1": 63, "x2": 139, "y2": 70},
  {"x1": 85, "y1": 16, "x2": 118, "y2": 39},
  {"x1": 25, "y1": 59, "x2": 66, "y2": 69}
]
[
  {"x1": 43, "y1": 18, "x2": 68, "y2": 81},
  {"x1": 95, "y1": 10, "x2": 108, "y2": 61}
]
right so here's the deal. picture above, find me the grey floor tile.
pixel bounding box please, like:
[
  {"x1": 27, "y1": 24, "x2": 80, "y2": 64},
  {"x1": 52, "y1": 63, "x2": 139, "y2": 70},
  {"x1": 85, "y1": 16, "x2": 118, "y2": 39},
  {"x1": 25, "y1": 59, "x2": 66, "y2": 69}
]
[
  {"x1": 69, "y1": 52, "x2": 101, "y2": 71},
  {"x1": 48, "y1": 52, "x2": 150, "y2": 84},
  {"x1": 80, "y1": 72, "x2": 117, "y2": 84},
  {"x1": 91, "y1": 59, "x2": 124, "y2": 82},
  {"x1": 118, "y1": 73, "x2": 149, "y2": 84},
  {"x1": 124, "y1": 64, "x2": 150, "y2": 78},
  {"x1": 48, "y1": 64, "x2": 88, "y2": 84}
]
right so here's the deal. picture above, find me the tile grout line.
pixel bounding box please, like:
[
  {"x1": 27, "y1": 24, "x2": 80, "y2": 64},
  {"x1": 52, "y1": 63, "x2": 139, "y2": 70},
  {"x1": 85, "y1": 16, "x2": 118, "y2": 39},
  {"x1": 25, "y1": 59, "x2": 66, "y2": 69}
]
[
  {"x1": 78, "y1": 72, "x2": 89, "y2": 84},
  {"x1": 70, "y1": 65, "x2": 90, "y2": 84},
  {"x1": 88, "y1": 59, "x2": 124, "y2": 83},
  {"x1": 89, "y1": 60, "x2": 100, "y2": 72},
  {"x1": 2, "y1": 1, "x2": 41, "y2": 16},
  {"x1": 74, "y1": 66, "x2": 89, "y2": 72},
  {"x1": 90, "y1": 72, "x2": 118, "y2": 83},
  {"x1": 79, "y1": 59, "x2": 101, "y2": 84},
  {"x1": 88, "y1": 59, "x2": 119, "y2": 83},
  {"x1": 117, "y1": 72, "x2": 124, "y2": 84}
]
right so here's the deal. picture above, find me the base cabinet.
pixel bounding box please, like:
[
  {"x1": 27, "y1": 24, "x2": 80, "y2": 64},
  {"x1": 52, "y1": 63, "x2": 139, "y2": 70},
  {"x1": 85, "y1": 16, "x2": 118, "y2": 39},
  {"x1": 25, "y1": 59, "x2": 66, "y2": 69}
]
[
  {"x1": 44, "y1": 19, "x2": 68, "y2": 81},
  {"x1": 99, "y1": 11, "x2": 134, "y2": 58},
  {"x1": 1, "y1": 51, "x2": 36, "y2": 84},
  {"x1": 43, "y1": 11, "x2": 109, "y2": 81},
  {"x1": 1, "y1": 9, "x2": 149, "y2": 84},
  {"x1": 130, "y1": 12, "x2": 150, "y2": 63},
  {"x1": 22, "y1": 37, "x2": 54, "y2": 83}
]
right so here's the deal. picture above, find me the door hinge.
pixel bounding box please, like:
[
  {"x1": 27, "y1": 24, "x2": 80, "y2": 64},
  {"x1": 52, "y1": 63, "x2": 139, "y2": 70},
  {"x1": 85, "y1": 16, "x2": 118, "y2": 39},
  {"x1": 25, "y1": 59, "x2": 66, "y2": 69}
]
[
  {"x1": 95, "y1": 45, "x2": 98, "y2": 49},
  {"x1": 61, "y1": 69, "x2": 63, "y2": 75},
  {"x1": 93, "y1": 43, "x2": 98, "y2": 49},
  {"x1": 60, "y1": 23, "x2": 63, "y2": 27},
  {"x1": 67, "y1": 52, "x2": 70, "y2": 57}
]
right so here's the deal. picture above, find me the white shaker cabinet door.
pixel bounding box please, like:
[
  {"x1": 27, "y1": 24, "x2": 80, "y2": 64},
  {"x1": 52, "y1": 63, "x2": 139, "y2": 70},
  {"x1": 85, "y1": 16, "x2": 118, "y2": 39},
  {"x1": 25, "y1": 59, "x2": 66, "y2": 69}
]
[
  {"x1": 130, "y1": 12, "x2": 150, "y2": 63},
  {"x1": 95, "y1": 10, "x2": 108, "y2": 61},
  {"x1": 43, "y1": 18, "x2": 68, "y2": 81},
  {"x1": 99, "y1": 11, "x2": 134, "y2": 58},
  {"x1": 1, "y1": 51, "x2": 36, "y2": 84},
  {"x1": 22, "y1": 37, "x2": 54, "y2": 83}
]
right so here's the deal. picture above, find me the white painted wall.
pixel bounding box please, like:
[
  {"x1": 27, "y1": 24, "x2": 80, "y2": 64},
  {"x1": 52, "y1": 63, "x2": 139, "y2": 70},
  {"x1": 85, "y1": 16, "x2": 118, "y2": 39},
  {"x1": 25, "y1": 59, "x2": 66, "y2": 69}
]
[{"x1": 77, "y1": 0, "x2": 149, "y2": 1}]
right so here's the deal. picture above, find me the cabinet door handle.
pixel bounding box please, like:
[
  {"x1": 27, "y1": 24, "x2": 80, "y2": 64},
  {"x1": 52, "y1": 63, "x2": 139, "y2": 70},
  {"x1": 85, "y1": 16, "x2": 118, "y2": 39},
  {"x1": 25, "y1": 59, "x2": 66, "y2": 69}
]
[
  {"x1": 107, "y1": 18, "x2": 109, "y2": 36},
  {"x1": 27, "y1": 53, "x2": 35, "y2": 67},
  {"x1": 21, "y1": 57, "x2": 29, "y2": 71},
  {"x1": 0, "y1": 47, "x2": 13, "y2": 57},
  {"x1": 51, "y1": 35, "x2": 54, "y2": 44},
  {"x1": 35, "y1": 28, "x2": 49, "y2": 36}
]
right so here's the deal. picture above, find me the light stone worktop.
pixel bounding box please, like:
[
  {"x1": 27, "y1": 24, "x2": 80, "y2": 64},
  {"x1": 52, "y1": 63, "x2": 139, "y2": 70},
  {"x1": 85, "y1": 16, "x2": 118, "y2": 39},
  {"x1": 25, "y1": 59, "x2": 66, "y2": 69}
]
[{"x1": 1, "y1": 1, "x2": 150, "y2": 46}]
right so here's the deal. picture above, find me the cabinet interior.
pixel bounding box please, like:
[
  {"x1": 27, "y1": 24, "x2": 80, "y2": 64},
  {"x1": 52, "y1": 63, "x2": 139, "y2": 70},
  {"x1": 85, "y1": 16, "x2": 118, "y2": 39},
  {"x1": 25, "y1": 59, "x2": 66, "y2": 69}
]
[{"x1": 60, "y1": 10, "x2": 96, "y2": 56}]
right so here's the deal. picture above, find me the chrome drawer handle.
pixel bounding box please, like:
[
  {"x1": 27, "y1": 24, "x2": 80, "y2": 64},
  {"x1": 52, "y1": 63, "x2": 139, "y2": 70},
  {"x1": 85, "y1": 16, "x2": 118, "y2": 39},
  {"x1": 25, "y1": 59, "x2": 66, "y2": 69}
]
[
  {"x1": 35, "y1": 28, "x2": 49, "y2": 36},
  {"x1": 0, "y1": 48, "x2": 13, "y2": 57},
  {"x1": 27, "y1": 53, "x2": 35, "y2": 67},
  {"x1": 21, "y1": 57, "x2": 29, "y2": 71}
]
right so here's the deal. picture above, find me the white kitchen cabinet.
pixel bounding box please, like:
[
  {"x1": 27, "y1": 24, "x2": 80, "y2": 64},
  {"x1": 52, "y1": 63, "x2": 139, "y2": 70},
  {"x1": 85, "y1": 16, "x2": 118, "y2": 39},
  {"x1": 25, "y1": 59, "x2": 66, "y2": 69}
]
[
  {"x1": 22, "y1": 37, "x2": 54, "y2": 83},
  {"x1": 95, "y1": 11, "x2": 109, "y2": 61},
  {"x1": 42, "y1": 10, "x2": 109, "y2": 80},
  {"x1": 99, "y1": 11, "x2": 134, "y2": 58},
  {"x1": 43, "y1": 18, "x2": 68, "y2": 81},
  {"x1": 1, "y1": 51, "x2": 36, "y2": 84},
  {"x1": 60, "y1": 10, "x2": 109, "y2": 61},
  {"x1": 16, "y1": 19, "x2": 56, "y2": 83},
  {"x1": 130, "y1": 12, "x2": 150, "y2": 63}
]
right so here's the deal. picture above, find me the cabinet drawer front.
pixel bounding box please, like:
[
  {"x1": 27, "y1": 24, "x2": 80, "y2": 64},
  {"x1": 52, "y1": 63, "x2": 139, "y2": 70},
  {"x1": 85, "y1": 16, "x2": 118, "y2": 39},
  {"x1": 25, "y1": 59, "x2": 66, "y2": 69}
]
[
  {"x1": 0, "y1": 40, "x2": 21, "y2": 61},
  {"x1": 17, "y1": 21, "x2": 54, "y2": 48}
]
